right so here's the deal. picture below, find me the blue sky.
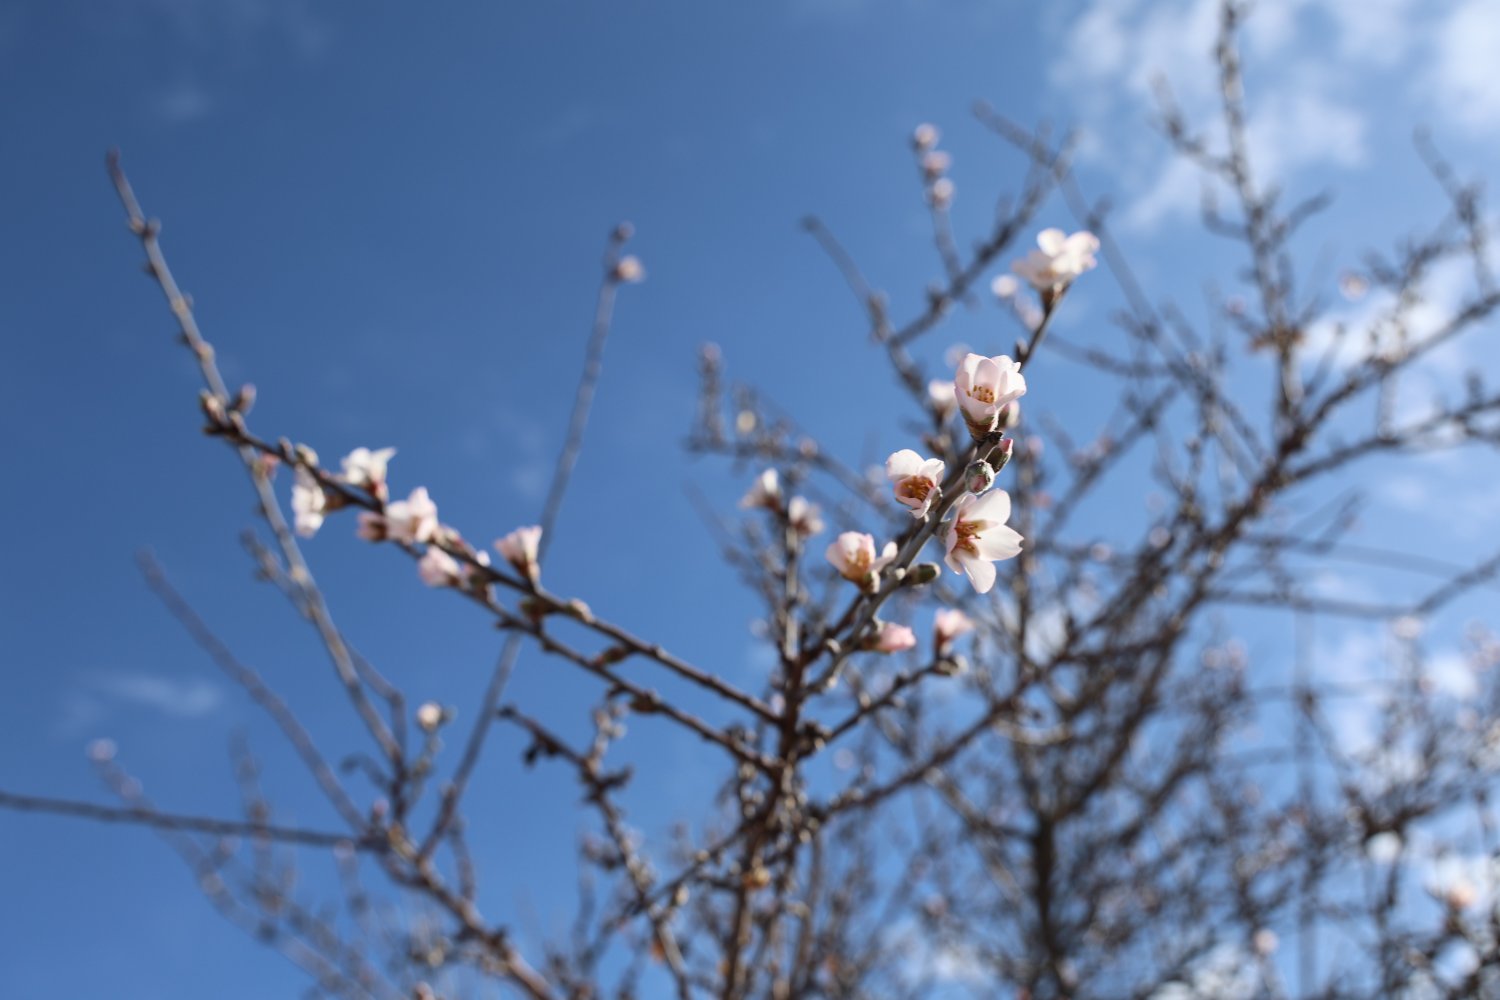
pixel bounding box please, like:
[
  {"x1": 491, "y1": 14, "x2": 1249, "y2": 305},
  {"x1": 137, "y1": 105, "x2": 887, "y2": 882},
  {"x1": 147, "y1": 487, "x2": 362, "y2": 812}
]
[{"x1": 3, "y1": 1, "x2": 1500, "y2": 996}]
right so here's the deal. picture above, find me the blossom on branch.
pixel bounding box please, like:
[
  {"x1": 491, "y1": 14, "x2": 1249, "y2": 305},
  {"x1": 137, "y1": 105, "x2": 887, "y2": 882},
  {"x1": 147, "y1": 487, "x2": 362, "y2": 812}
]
[
  {"x1": 868, "y1": 621, "x2": 917, "y2": 653},
  {"x1": 497, "y1": 525, "x2": 543, "y2": 583},
  {"x1": 340, "y1": 447, "x2": 396, "y2": 500},
  {"x1": 740, "y1": 469, "x2": 781, "y2": 511},
  {"x1": 954, "y1": 353, "x2": 1026, "y2": 440},
  {"x1": 1011, "y1": 228, "x2": 1099, "y2": 298},
  {"x1": 291, "y1": 467, "x2": 328, "y2": 538},
  {"x1": 826, "y1": 531, "x2": 898, "y2": 593},
  {"x1": 787, "y1": 496, "x2": 825, "y2": 538},
  {"x1": 384, "y1": 487, "x2": 440, "y2": 545},
  {"x1": 885, "y1": 449, "x2": 945, "y2": 519},
  {"x1": 943, "y1": 490, "x2": 1023, "y2": 594},
  {"x1": 417, "y1": 546, "x2": 461, "y2": 588},
  {"x1": 933, "y1": 608, "x2": 975, "y2": 655}
]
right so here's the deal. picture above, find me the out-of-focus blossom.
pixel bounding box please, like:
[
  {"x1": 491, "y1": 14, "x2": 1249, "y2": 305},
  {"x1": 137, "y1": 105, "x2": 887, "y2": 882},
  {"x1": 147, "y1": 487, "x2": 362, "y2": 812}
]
[
  {"x1": 418, "y1": 546, "x2": 461, "y2": 588},
  {"x1": 928, "y1": 379, "x2": 957, "y2": 416},
  {"x1": 886, "y1": 449, "x2": 945, "y2": 519},
  {"x1": 991, "y1": 274, "x2": 1020, "y2": 299},
  {"x1": 869, "y1": 621, "x2": 917, "y2": 653},
  {"x1": 416, "y1": 702, "x2": 445, "y2": 733},
  {"x1": 929, "y1": 177, "x2": 954, "y2": 208},
  {"x1": 1252, "y1": 929, "x2": 1279, "y2": 956},
  {"x1": 912, "y1": 123, "x2": 940, "y2": 150},
  {"x1": 497, "y1": 525, "x2": 543, "y2": 583},
  {"x1": 356, "y1": 511, "x2": 388, "y2": 542},
  {"x1": 341, "y1": 447, "x2": 396, "y2": 499},
  {"x1": 740, "y1": 469, "x2": 781, "y2": 511},
  {"x1": 787, "y1": 496, "x2": 824, "y2": 538},
  {"x1": 943, "y1": 490, "x2": 1024, "y2": 594},
  {"x1": 291, "y1": 467, "x2": 328, "y2": 538},
  {"x1": 384, "y1": 487, "x2": 439, "y2": 545},
  {"x1": 1338, "y1": 270, "x2": 1369, "y2": 301},
  {"x1": 934, "y1": 608, "x2": 975, "y2": 654},
  {"x1": 826, "y1": 531, "x2": 898, "y2": 592},
  {"x1": 921, "y1": 150, "x2": 951, "y2": 178},
  {"x1": 1011, "y1": 228, "x2": 1099, "y2": 297},
  {"x1": 1365, "y1": 831, "x2": 1403, "y2": 864},
  {"x1": 954, "y1": 353, "x2": 1027, "y2": 440},
  {"x1": 613, "y1": 255, "x2": 646, "y2": 283}
]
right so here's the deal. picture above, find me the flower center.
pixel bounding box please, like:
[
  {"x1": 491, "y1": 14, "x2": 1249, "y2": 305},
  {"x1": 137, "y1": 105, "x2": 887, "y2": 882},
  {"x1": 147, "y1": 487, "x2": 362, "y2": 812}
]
[
  {"x1": 953, "y1": 519, "x2": 986, "y2": 555},
  {"x1": 968, "y1": 386, "x2": 996, "y2": 404},
  {"x1": 896, "y1": 476, "x2": 933, "y2": 503}
]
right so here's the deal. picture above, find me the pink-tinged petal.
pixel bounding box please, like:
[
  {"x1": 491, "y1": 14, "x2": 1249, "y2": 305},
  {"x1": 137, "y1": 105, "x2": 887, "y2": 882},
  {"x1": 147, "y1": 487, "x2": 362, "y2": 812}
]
[
  {"x1": 920, "y1": 458, "x2": 946, "y2": 482},
  {"x1": 962, "y1": 554, "x2": 998, "y2": 594},
  {"x1": 975, "y1": 523, "x2": 1024, "y2": 562},
  {"x1": 969, "y1": 488, "x2": 1012, "y2": 525},
  {"x1": 885, "y1": 449, "x2": 923, "y2": 479},
  {"x1": 874, "y1": 541, "x2": 899, "y2": 572}
]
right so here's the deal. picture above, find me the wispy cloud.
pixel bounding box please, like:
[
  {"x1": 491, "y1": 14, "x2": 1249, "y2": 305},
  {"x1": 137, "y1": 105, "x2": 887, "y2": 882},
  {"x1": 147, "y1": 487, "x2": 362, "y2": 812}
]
[{"x1": 60, "y1": 670, "x2": 223, "y2": 737}]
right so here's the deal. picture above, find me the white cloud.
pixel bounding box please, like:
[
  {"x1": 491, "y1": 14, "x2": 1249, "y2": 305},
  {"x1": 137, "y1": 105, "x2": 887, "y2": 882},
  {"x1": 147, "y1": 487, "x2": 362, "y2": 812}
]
[
  {"x1": 60, "y1": 671, "x2": 223, "y2": 736},
  {"x1": 1428, "y1": 0, "x2": 1500, "y2": 133}
]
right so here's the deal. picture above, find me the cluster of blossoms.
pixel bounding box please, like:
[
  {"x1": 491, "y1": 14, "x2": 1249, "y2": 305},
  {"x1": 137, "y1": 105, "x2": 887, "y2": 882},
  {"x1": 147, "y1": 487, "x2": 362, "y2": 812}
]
[
  {"x1": 744, "y1": 225, "x2": 1093, "y2": 657},
  {"x1": 287, "y1": 447, "x2": 543, "y2": 592},
  {"x1": 912, "y1": 121, "x2": 955, "y2": 209}
]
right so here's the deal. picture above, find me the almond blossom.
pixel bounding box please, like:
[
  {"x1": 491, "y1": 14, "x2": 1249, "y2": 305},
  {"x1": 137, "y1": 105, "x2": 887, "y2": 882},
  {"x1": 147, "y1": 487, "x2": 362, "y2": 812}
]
[
  {"x1": 885, "y1": 449, "x2": 945, "y2": 519},
  {"x1": 740, "y1": 469, "x2": 781, "y2": 511},
  {"x1": 340, "y1": 447, "x2": 396, "y2": 499},
  {"x1": 1011, "y1": 228, "x2": 1099, "y2": 297},
  {"x1": 417, "y1": 546, "x2": 461, "y2": 588},
  {"x1": 927, "y1": 378, "x2": 957, "y2": 417},
  {"x1": 384, "y1": 487, "x2": 440, "y2": 545},
  {"x1": 953, "y1": 353, "x2": 1027, "y2": 440},
  {"x1": 933, "y1": 608, "x2": 975, "y2": 654},
  {"x1": 497, "y1": 525, "x2": 543, "y2": 583},
  {"x1": 291, "y1": 467, "x2": 328, "y2": 538},
  {"x1": 416, "y1": 702, "x2": 445, "y2": 733},
  {"x1": 787, "y1": 496, "x2": 824, "y2": 538},
  {"x1": 826, "y1": 531, "x2": 898, "y2": 593},
  {"x1": 943, "y1": 490, "x2": 1023, "y2": 594},
  {"x1": 868, "y1": 621, "x2": 917, "y2": 653}
]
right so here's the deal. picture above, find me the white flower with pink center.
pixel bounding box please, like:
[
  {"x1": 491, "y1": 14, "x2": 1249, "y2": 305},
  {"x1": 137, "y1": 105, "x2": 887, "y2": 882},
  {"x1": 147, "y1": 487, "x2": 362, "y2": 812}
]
[
  {"x1": 943, "y1": 490, "x2": 1023, "y2": 594},
  {"x1": 340, "y1": 447, "x2": 396, "y2": 499},
  {"x1": 291, "y1": 468, "x2": 327, "y2": 538},
  {"x1": 885, "y1": 449, "x2": 945, "y2": 519},
  {"x1": 826, "y1": 531, "x2": 898, "y2": 593},
  {"x1": 953, "y1": 353, "x2": 1026, "y2": 439},
  {"x1": 497, "y1": 525, "x2": 543, "y2": 583},
  {"x1": 384, "y1": 487, "x2": 439, "y2": 545},
  {"x1": 1011, "y1": 228, "x2": 1099, "y2": 296}
]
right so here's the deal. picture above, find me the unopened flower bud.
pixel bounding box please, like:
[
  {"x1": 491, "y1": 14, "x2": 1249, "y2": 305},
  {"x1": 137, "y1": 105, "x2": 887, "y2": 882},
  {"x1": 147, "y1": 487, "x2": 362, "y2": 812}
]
[
  {"x1": 231, "y1": 383, "x2": 256, "y2": 415},
  {"x1": 907, "y1": 562, "x2": 941, "y2": 586},
  {"x1": 991, "y1": 436, "x2": 1015, "y2": 472},
  {"x1": 911, "y1": 123, "x2": 940, "y2": 151},
  {"x1": 199, "y1": 390, "x2": 227, "y2": 426},
  {"x1": 965, "y1": 460, "x2": 995, "y2": 494}
]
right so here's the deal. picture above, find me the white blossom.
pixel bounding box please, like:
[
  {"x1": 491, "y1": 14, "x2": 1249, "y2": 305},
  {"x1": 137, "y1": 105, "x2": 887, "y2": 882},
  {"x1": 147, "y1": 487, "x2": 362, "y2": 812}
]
[
  {"x1": 934, "y1": 608, "x2": 975, "y2": 654},
  {"x1": 384, "y1": 487, "x2": 440, "y2": 545},
  {"x1": 291, "y1": 467, "x2": 328, "y2": 538},
  {"x1": 826, "y1": 531, "x2": 898, "y2": 592},
  {"x1": 943, "y1": 490, "x2": 1024, "y2": 594},
  {"x1": 417, "y1": 546, "x2": 461, "y2": 588},
  {"x1": 740, "y1": 469, "x2": 782, "y2": 511},
  {"x1": 497, "y1": 525, "x2": 543, "y2": 583},
  {"x1": 787, "y1": 496, "x2": 824, "y2": 538},
  {"x1": 885, "y1": 449, "x2": 945, "y2": 519},
  {"x1": 1011, "y1": 228, "x2": 1099, "y2": 296},
  {"x1": 953, "y1": 353, "x2": 1027, "y2": 440},
  {"x1": 340, "y1": 447, "x2": 396, "y2": 497}
]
